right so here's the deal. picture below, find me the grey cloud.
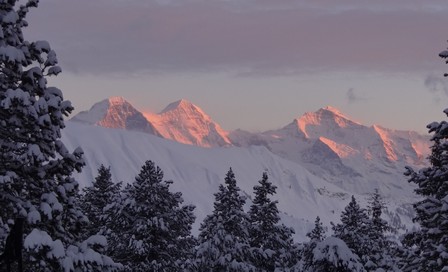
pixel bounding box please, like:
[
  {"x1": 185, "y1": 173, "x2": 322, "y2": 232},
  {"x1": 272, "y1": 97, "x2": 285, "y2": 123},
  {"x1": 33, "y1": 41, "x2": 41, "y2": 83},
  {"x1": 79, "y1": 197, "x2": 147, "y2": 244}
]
[
  {"x1": 347, "y1": 88, "x2": 357, "y2": 103},
  {"x1": 424, "y1": 74, "x2": 448, "y2": 96},
  {"x1": 23, "y1": 0, "x2": 448, "y2": 76},
  {"x1": 346, "y1": 88, "x2": 367, "y2": 104}
]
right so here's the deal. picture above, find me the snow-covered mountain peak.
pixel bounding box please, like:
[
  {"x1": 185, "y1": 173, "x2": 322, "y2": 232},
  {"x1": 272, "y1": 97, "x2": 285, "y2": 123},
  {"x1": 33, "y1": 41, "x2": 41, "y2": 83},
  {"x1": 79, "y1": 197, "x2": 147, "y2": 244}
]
[
  {"x1": 313, "y1": 106, "x2": 360, "y2": 125},
  {"x1": 147, "y1": 99, "x2": 231, "y2": 147},
  {"x1": 108, "y1": 96, "x2": 127, "y2": 105},
  {"x1": 71, "y1": 97, "x2": 159, "y2": 135},
  {"x1": 321, "y1": 105, "x2": 346, "y2": 115},
  {"x1": 74, "y1": 97, "x2": 231, "y2": 148},
  {"x1": 294, "y1": 106, "x2": 361, "y2": 138},
  {"x1": 70, "y1": 99, "x2": 109, "y2": 125},
  {"x1": 227, "y1": 106, "x2": 431, "y2": 198},
  {"x1": 159, "y1": 99, "x2": 211, "y2": 122},
  {"x1": 160, "y1": 99, "x2": 201, "y2": 114}
]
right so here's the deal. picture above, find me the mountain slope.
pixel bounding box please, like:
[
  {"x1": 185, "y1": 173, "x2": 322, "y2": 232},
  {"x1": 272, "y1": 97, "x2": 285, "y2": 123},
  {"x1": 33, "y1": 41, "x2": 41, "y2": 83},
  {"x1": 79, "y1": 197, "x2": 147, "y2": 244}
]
[
  {"x1": 144, "y1": 99, "x2": 231, "y2": 147},
  {"x1": 62, "y1": 121, "x2": 417, "y2": 240},
  {"x1": 71, "y1": 97, "x2": 159, "y2": 135}
]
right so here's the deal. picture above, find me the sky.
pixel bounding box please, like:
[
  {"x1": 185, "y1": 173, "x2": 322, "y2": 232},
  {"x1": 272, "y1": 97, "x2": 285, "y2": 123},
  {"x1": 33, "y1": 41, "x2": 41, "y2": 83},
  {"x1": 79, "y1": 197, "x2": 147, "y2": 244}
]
[{"x1": 22, "y1": 0, "x2": 448, "y2": 133}]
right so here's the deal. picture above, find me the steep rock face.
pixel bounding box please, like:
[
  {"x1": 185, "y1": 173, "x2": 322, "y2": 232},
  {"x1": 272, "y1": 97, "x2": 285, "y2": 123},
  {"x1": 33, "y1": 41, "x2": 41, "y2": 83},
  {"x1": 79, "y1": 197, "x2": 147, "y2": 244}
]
[
  {"x1": 302, "y1": 138, "x2": 362, "y2": 178},
  {"x1": 71, "y1": 97, "x2": 160, "y2": 135},
  {"x1": 144, "y1": 99, "x2": 231, "y2": 148},
  {"x1": 372, "y1": 125, "x2": 426, "y2": 165}
]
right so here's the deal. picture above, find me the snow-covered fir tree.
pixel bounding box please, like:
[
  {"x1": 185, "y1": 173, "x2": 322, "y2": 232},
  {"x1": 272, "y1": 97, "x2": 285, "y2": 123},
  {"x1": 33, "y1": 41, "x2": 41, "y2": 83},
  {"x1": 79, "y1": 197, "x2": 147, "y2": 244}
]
[
  {"x1": 302, "y1": 216, "x2": 326, "y2": 270},
  {"x1": 0, "y1": 1, "x2": 119, "y2": 270},
  {"x1": 332, "y1": 196, "x2": 372, "y2": 267},
  {"x1": 366, "y1": 189, "x2": 401, "y2": 271},
  {"x1": 403, "y1": 108, "x2": 448, "y2": 271},
  {"x1": 104, "y1": 160, "x2": 196, "y2": 271},
  {"x1": 399, "y1": 232, "x2": 420, "y2": 272},
  {"x1": 368, "y1": 189, "x2": 389, "y2": 237},
  {"x1": 81, "y1": 165, "x2": 121, "y2": 238},
  {"x1": 307, "y1": 216, "x2": 326, "y2": 243},
  {"x1": 248, "y1": 172, "x2": 298, "y2": 271},
  {"x1": 193, "y1": 168, "x2": 255, "y2": 271},
  {"x1": 310, "y1": 237, "x2": 365, "y2": 272}
]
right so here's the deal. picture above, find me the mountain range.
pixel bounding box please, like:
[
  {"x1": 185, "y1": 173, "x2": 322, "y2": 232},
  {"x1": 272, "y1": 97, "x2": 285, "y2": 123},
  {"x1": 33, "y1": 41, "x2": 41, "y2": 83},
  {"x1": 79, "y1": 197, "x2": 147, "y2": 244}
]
[
  {"x1": 68, "y1": 97, "x2": 432, "y2": 239},
  {"x1": 71, "y1": 97, "x2": 430, "y2": 194}
]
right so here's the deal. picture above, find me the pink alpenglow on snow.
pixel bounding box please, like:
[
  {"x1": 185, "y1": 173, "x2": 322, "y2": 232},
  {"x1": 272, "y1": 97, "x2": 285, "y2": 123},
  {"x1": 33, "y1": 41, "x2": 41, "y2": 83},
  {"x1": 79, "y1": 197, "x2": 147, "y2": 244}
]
[{"x1": 144, "y1": 99, "x2": 232, "y2": 147}]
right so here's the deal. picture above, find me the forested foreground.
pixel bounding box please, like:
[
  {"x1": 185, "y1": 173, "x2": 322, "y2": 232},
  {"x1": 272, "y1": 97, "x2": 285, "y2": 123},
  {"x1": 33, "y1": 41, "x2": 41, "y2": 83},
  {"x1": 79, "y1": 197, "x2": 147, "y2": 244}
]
[
  {"x1": 72, "y1": 162, "x2": 408, "y2": 271},
  {"x1": 0, "y1": 0, "x2": 447, "y2": 271}
]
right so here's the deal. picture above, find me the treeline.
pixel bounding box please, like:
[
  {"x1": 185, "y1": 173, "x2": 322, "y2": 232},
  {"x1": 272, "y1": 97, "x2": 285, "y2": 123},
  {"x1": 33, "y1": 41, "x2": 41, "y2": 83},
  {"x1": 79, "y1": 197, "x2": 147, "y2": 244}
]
[{"x1": 80, "y1": 161, "x2": 414, "y2": 271}]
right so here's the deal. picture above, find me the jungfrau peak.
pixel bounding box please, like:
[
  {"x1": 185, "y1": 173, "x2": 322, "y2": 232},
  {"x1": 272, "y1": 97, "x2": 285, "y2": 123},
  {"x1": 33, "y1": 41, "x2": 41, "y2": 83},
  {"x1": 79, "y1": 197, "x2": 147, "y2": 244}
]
[
  {"x1": 294, "y1": 105, "x2": 427, "y2": 162},
  {"x1": 278, "y1": 106, "x2": 426, "y2": 166},
  {"x1": 145, "y1": 99, "x2": 232, "y2": 147},
  {"x1": 295, "y1": 106, "x2": 362, "y2": 139},
  {"x1": 230, "y1": 105, "x2": 430, "y2": 197}
]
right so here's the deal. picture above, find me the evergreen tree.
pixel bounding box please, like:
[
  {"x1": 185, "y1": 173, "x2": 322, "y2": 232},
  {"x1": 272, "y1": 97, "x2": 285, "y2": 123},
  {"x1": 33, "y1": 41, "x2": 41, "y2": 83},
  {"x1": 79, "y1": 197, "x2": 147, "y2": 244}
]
[
  {"x1": 303, "y1": 216, "x2": 327, "y2": 270},
  {"x1": 0, "y1": 1, "x2": 118, "y2": 270},
  {"x1": 104, "y1": 160, "x2": 196, "y2": 271},
  {"x1": 403, "y1": 109, "x2": 448, "y2": 271},
  {"x1": 307, "y1": 216, "x2": 326, "y2": 243},
  {"x1": 310, "y1": 237, "x2": 365, "y2": 272},
  {"x1": 367, "y1": 189, "x2": 389, "y2": 236},
  {"x1": 248, "y1": 172, "x2": 298, "y2": 271},
  {"x1": 81, "y1": 165, "x2": 121, "y2": 238},
  {"x1": 332, "y1": 196, "x2": 372, "y2": 266},
  {"x1": 194, "y1": 168, "x2": 255, "y2": 271},
  {"x1": 365, "y1": 189, "x2": 401, "y2": 271},
  {"x1": 400, "y1": 231, "x2": 423, "y2": 272}
]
